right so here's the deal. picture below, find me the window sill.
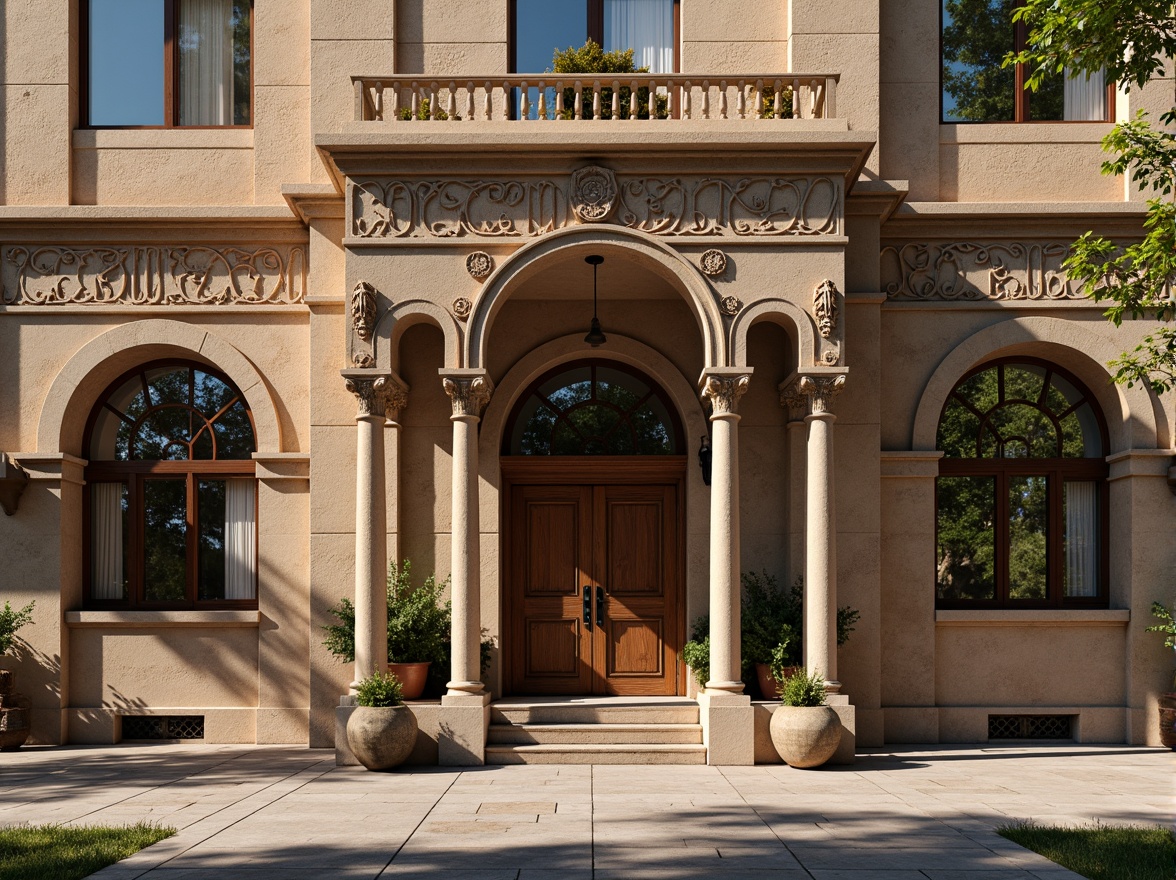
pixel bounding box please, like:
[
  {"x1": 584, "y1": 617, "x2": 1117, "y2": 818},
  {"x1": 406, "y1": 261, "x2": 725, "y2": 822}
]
[
  {"x1": 72, "y1": 129, "x2": 254, "y2": 150},
  {"x1": 935, "y1": 609, "x2": 1129, "y2": 627},
  {"x1": 940, "y1": 122, "x2": 1114, "y2": 145},
  {"x1": 65, "y1": 610, "x2": 260, "y2": 628}
]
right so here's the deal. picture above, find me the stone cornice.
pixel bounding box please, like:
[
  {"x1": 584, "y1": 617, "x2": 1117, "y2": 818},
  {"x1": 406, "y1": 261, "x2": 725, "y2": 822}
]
[{"x1": 0, "y1": 206, "x2": 307, "y2": 244}]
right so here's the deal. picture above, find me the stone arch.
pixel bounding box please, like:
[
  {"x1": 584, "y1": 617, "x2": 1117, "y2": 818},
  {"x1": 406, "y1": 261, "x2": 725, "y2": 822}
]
[
  {"x1": 38, "y1": 319, "x2": 283, "y2": 456},
  {"x1": 465, "y1": 226, "x2": 727, "y2": 370},
  {"x1": 729, "y1": 299, "x2": 818, "y2": 370},
  {"x1": 912, "y1": 316, "x2": 1161, "y2": 453},
  {"x1": 376, "y1": 299, "x2": 463, "y2": 373}
]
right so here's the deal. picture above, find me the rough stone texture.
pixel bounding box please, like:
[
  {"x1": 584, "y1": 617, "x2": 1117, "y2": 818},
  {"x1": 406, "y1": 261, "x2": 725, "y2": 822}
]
[
  {"x1": 345, "y1": 705, "x2": 418, "y2": 770},
  {"x1": 770, "y1": 704, "x2": 843, "y2": 768}
]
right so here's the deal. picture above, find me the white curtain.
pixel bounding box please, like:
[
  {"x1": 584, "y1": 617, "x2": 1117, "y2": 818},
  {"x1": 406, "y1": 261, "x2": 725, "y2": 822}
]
[
  {"x1": 91, "y1": 483, "x2": 125, "y2": 600},
  {"x1": 224, "y1": 479, "x2": 256, "y2": 599},
  {"x1": 179, "y1": 0, "x2": 234, "y2": 125},
  {"x1": 1064, "y1": 481, "x2": 1098, "y2": 597},
  {"x1": 1064, "y1": 67, "x2": 1106, "y2": 121},
  {"x1": 604, "y1": 0, "x2": 674, "y2": 73}
]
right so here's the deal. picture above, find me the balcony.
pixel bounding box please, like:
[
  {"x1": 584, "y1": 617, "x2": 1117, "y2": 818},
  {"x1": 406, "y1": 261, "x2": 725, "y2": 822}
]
[{"x1": 352, "y1": 73, "x2": 840, "y2": 123}]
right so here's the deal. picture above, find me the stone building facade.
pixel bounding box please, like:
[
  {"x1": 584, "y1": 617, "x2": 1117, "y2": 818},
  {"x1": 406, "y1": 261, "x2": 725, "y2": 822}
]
[{"x1": 1, "y1": 0, "x2": 1173, "y2": 762}]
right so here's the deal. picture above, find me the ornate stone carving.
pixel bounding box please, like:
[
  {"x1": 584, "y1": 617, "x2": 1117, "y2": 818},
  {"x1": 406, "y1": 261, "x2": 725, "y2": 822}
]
[
  {"x1": 881, "y1": 241, "x2": 1084, "y2": 301},
  {"x1": 442, "y1": 374, "x2": 493, "y2": 418},
  {"x1": 351, "y1": 281, "x2": 377, "y2": 341},
  {"x1": 823, "y1": 347, "x2": 840, "y2": 365},
  {"x1": 352, "y1": 352, "x2": 375, "y2": 368},
  {"x1": 351, "y1": 175, "x2": 840, "y2": 240},
  {"x1": 0, "y1": 245, "x2": 306, "y2": 306},
  {"x1": 570, "y1": 165, "x2": 618, "y2": 223},
  {"x1": 465, "y1": 251, "x2": 493, "y2": 278},
  {"x1": 384, "y1": 382, "x2": 409, "y2": 415},
  {"x1": 813, "y1": 279, "x2": 838, "y2": 338},
  {"x1": 720, "y1": 295, "x2": 742, "y2": 316},
  {"x1": 797, "y1": 375, "x2": 846, "y2": 415},
  {"x1": 701, "y1": 373, "x2": 751, "y2": 417},
  {"x1": 451, "y1": 297, "x2": 472, "y2": 320},
  {"x1": 699, "y1": 249, "x2": 728, "y2": 276},
  {"x1": 346, "y1": 376, "x2": 388, "y2": 418},
  {"x1": 778, "y1": 383, "x2": 809, "y2": 421}
]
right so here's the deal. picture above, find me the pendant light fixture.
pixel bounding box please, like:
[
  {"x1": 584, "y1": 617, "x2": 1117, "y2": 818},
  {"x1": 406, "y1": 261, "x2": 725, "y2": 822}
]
[{"x1": 583, "y1": 254, "x2": 607, "y2": 347}]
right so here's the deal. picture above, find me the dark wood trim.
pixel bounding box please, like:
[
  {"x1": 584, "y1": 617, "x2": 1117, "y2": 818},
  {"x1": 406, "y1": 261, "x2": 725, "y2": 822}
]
[
  {"x1": 587, "y1": 0, "x2": 603, "y2": 46},
  {"x1": 501, "y1": 456, "x2": 687, "y2": 484}
]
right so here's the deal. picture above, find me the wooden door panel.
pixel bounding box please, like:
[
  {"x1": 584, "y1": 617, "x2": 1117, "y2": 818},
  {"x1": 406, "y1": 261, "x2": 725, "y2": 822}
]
[
  {"x1": 525, "y1": 618, "x2": 584, "y2": 677},
  {"x1": 605, "y1": 501, "x2": 662, "y2": 596},
  {"x1": 607, "y1": 618, "x2": 663, "y2": 677},
  {"x1": 524, "y1": 502, "x2": 580, "y2": 596}
]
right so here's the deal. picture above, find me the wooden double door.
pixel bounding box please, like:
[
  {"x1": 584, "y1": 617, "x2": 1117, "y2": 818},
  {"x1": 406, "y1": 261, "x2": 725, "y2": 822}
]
[{"x1": 505, "y1": 462, "x2": 683, "y2": 696}]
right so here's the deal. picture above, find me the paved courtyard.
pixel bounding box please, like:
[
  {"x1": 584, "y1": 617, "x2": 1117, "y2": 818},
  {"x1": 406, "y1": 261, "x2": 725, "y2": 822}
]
[{"x1": 0, "y1": 743, "x2": 1171, "y2": 879}]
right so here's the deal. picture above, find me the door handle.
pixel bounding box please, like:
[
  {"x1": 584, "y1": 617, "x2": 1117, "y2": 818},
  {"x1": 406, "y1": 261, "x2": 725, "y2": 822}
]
[
  {"x1": 583, "y1": 585, "x2": 592, "y2": 630},
  {"x1": 596, "y1": 587, "x2": 605, "y2": 627}
]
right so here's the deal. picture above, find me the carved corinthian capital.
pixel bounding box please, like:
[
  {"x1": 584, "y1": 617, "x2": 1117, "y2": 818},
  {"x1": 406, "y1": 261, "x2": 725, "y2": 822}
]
[
  {"x1": 778, "y1": 382, "x2": 809, "y2": 421},
  {"x1": 797, "y1": 374, "x2": 846, "y2": 415},
  {"x1": 701, "y1": 372, "x2": 751, "y2": 417},
  {"x1": 346, "y1": 376, "x2": 389, "y2": 418},
  {"x1": 442, "y1": 372, "x2": 493, "y2": 419}
]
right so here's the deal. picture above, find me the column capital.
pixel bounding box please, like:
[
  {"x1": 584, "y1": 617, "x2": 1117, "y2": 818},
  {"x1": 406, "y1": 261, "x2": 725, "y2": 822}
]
[
  {"x1": 343, "y1": 370, "x2": 409, "y2": 420},
  {"x1": 440, "y1": 369, "x2": 493, "y2": 419},
  {"x1": 700, "y1": 368, "x2": 752, "y2": 417},
  {"x1": 778, "y1": 381, "x2": 809, "y2": 422},
  {"x1": 799, "y1": 374, "x2": 846, "y2": 416}
]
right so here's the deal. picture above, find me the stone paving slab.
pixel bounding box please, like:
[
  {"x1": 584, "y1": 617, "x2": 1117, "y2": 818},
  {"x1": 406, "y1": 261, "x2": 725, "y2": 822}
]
[{"x1": 0, "y1": 744, "x2": 1167, "y2": 878}]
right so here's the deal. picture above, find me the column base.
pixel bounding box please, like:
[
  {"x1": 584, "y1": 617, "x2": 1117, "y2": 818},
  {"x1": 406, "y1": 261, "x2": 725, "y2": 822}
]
[
  {"x1": 826, "y1": 693, "x2": 856, "y2": 765},
  {"x1": 438, "y1": 692, "x2": 492, "y2": 766},
  {"x1": 697, "y1": 690, "x2": 754, "y2": 765}
]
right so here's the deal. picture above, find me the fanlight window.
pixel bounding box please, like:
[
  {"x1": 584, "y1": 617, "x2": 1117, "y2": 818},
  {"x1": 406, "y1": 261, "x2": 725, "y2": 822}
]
[
  {"x1": 935, "y1": 360, "x2": 1107, "y2": 608},
  {"x1": 508, "y1": 362, "x2": 680, "y2": 455},
  {"x1": 85, "y1": 362, "x2": 258, "y2": 608}
]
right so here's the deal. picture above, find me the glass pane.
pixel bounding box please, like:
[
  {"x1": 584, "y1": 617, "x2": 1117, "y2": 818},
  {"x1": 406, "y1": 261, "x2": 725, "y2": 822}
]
[
  {"x1": 596, "y1": 366, "x2": 647, "y2": 410},
  {"x1": 211, "y1": 399, "x2": 256, "y2": 459},
  {"x1": 134, "y1": 406, "x2": 203, "y2": 460},
  {"x1": 515, "y1": 0, "x2": 587, "y2": 74},
  {"x1": 88, "y1": 0, "x2": 165, "y2": 125},
  {"x1": 1062, "y1": 67, "x2": 1106, "y2": 121},
  {"x1": 634, "y1": 398, "x2": 675, "y2": 453},
  {"x1": 178, "y1": 0, "x2": 252, "y2": 126},
  {"x1": 1064, "y1": 481, "x2": 1099, "y2": 597},
  {"x1": 936, "y1": 476, "x2": 996, "y2": 601},
  {"x1": 941, "y1": 0, "x2": 1017, "y2": 122},
  {"x1": 90, "y1": 483, "x2": 128, "y2": 600},
  {"x1": 146, "y1": 367, "x2": 191, "y2": 406},
  {"x1": 198, "y1": 480, "x2": 227, "y2": 600},
  {"x1": 956, "y1": 366, "x2": 999, "y2": 414},
  {"x1": 1045, "y1": 371, "x2": 1083, "y2": 413},
  {"x1": 1008, "y1": 475, "x2": 1048, "y2": 600},
  {"x1": 91, "y1": 374, "x2": 148, "y2": 460},
  {"x1": 1003, "y1": 364, "x2": 1045, "y2": 404},
  {"x1": 193, "y1": 369, "x2": 236, "y2": 419},
  {"x1": 1028, "y1": 68, "x2": 1065, "y2": 120},
  {"x1": 604, "y1": 0, "x2": 674, "y2": 73},
  {"x1": 144, "y1": 479, "x2": 188, "y2": 602},
  {"x1": 988, "y1": 402, "x2": 1058, "y2": 458},
  {"x1": 516, "y1": 400, "x2": 558, "y2": 455},
  {"x1": 938, "y1": 396, "x2": 982, "y2": 458}
]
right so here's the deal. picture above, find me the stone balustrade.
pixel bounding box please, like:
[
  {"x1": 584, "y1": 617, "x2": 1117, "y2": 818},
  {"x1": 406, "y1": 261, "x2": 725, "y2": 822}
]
[{"x1": 352, "y1": 73, "x2": 839, "y2": 122}]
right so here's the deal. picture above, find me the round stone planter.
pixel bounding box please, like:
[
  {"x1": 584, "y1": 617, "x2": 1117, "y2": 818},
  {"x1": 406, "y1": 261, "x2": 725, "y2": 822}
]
[
  {"x1": 346, "y1": 705, "x2": 418, "y2": 771},
  {"x1": 1159, "y1": 693, "x2": 1176, "y2": 750},
  {"x1": 770, "y1": 705, "x2": 842, "y2": 769},
  {"x1": 388, "y1": 662, "x2": 430, "y2": 701}
]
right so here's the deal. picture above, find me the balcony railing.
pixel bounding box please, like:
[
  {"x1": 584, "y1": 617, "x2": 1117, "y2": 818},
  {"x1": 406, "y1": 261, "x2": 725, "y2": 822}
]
[{"x1": 352, "y1": 73, "x2": 839, "y2": 123}]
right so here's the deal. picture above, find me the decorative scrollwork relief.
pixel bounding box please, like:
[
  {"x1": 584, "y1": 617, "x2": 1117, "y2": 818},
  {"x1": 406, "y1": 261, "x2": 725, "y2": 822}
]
[
  {"x1": 719, "y1": 295, "x2": 742, "y2": 316},
  {"x1": 1, "y1": 245, "x2": 306, "y2": 306},
  {"x1": 452, "y1": 297, "x2": 472, "y2": 320},
  {"x1": 351, "y1": 281, "x2": 377, "y2": 341},
  {"x1": 465, "y1": 251, "x2": 493, "y2": 278},
  {"x1": 699, "y1": 249, "x2": 727, "y2": 276},
  {"x1": 881, "y1": 241, "x2": 1083, "y2": 301},
  {"x1": 813, "y1": 279, "x2": 838, "y2": 338},
  {"x1": 351, "y1": 174, "x2": 840, "y2": 240},
  {"x1": 570, "y1": 165, "x2": 618, "y2": 223}
]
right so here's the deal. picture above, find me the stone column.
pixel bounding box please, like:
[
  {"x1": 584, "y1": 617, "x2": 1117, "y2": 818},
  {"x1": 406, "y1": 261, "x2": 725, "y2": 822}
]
[
  {"x1": 779, "y1": 383, "x2": 809, "y2": 589},
  {"x1": 799, "y1": 374, "x2": 846, "y2": 692}
]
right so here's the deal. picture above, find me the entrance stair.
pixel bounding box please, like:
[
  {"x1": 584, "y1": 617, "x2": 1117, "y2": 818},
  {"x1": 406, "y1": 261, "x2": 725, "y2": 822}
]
[{"x1": 485, "y1": 696, "x2": 706, "y2": 764}]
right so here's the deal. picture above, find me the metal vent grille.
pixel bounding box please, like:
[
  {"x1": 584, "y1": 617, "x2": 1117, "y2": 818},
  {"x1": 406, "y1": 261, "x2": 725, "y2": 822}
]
[
  {"x1": 988, "y1": 714, "x2": 1073, "y2": 740},
  {"x1": 122, "y1": 715, "x2": 205, "y2": 741}
]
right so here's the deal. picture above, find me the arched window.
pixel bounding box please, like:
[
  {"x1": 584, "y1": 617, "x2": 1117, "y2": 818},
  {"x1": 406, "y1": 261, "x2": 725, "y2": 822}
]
[
  {"x1": 506, "y1": 361, "x2": 681, "y2": 455},
  {"x1": 84, "y1": 361, "x2": 257, "y2": 608},
  {"x1": 936, "y1": 359, "x2": 1108, "y2": 608}
]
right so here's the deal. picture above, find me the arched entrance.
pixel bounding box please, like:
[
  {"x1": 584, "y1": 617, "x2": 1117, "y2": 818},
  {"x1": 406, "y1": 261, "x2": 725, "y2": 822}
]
[{"x1": 501, "y1": 360, "x2": 687, "y2": 696}]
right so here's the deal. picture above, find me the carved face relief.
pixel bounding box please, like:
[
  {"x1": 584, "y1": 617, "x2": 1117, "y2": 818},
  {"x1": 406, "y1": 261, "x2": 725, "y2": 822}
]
[
  {"x1": 352, "y1": 281, "x2": 377, "y2": 341},
  {"x1": 813, "y1": 279, "x2": 838, "y2": 339},
  {"x1": 352, "y1": 352, "x2": 376, "y2": 368},
  {"x1": 570, "y1": 165, "x2": 618, "y2": 223}
]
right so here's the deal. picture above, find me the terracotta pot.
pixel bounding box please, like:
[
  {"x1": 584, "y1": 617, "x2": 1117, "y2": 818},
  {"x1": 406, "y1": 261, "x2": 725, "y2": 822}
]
[
  {"x1": 346, "y1": 705, "x2": 418, "y2": 771},
  {"x1": 755, "y1": 664, "x2": 799, "y2": 701},
  {"x1": 388, "y1": 662, "x2": 430, "y2": 700},
  {"x1": 770, "y1": 705, "x2": 842, "y2": 769},
  {"x1": 1159, "y1": 693, "x2": 1176, "y2": 750}
]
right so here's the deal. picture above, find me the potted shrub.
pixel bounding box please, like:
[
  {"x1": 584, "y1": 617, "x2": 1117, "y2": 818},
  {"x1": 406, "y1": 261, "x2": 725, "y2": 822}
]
[
  {"x1": 345, "y1": 669, "x2": 418, "y2": 771},
  {"x1": 769, "y1": 667, "x2": 842, "y2": 769},
  {"x1": 1145, "y1": 601, "x2": 1176, "y2": 749},
  {"x1": 681, "y1": 617, "x2": 710, "y2": 695},
  {"x1": 0, "y1": 600, "x2": 34, "y2": 751}
]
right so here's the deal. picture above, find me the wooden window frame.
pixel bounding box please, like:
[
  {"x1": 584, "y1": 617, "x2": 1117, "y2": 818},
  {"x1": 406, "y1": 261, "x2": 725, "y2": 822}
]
[
  {"x1": 81, "y1": 0, "x2": 254, "y2": 130},
  {"x1": 935, "y1": 358, "x2": 1110, "y2": 609},
  {"x1": 82, "y1": 361, "x2": 258, "y2": 610}
]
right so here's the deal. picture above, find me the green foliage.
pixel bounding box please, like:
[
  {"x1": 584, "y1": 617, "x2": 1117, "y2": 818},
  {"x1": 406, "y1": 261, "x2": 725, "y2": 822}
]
[
  {"x1": 0, "y1": 600, "x2": 34, "y2": 656},
  {"x1": 398, "y1": 97, "x2": 449, "y2": 121},
  {"x1": 1145, "y1": 601, "x2": 1176, "y2": 650},
  {"x1": 550, "y1": 41, "x2": 665, "y2": 120},
  {"x1": 942, "y1": 0, "x2": 1019, "y2": 121},
  {"x1": 997, "y1": 820, "x2": 1176, "y2": 880},
  {"x1": 354, "y1": 669, "x2": 404, "y2": 707},
  {"x1": 0, "y1": 822, "x2": 175, "y2": 880},
  {"x1": 681, "y1": 630, "x2": 710, "y2": 685},
  {"x1": 779, "y1": 667, "x2": 828, "y2": 707}
]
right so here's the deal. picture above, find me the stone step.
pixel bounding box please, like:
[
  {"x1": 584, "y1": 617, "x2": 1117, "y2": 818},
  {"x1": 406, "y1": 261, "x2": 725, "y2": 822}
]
[
  {"x1": 491, "y1": 699, "x2": 699, "y2": 726},
  {"x1": 487, "y1": 722, "x2": 703, "y2": 745},
  {"x1": 484, "y1": 743, "x2": 707, "y2": 765}
]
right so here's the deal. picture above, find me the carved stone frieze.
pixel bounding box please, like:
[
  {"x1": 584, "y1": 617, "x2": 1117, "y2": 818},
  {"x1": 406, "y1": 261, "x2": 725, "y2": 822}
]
[
  {"x1": 699, "y1": 249, "x2": 727, "y2": 276},
  {"x1": 451, "y1": 297, "x2": 472, "y2": 320},
  {"x1": 720, "y1": 295, "x2": 742, "y2": 316},
  {"x1": 465, "y1": 251, "x2": 493, "y2": 278},
  {"x1": 351, "y1": 174, "x2": 840, "y2": 240},
  {"x1": 797, "y1": 374, "x2": 846, "y2": 415},
  {"x1": 0, "y1": 245, "x2": 306, "y2": 306},
  {"x1": 881, "y1": 241, "x2": 1084, "y2": 301},
  {"x1": 701, "y1": 373, "x2": 751, "y2": 417},
  {"x1": 570, "y1": 165, "x2": 619, "y2": 223},
  {"x1": 813, "y1": 279, "x2": 838, "y2": 338},
  {"x1": 442, "y1": 374, "x2": 493, "y2": 418},
  {"x1": 352, "y1": 281, "x2": 377, "y2": 340}
]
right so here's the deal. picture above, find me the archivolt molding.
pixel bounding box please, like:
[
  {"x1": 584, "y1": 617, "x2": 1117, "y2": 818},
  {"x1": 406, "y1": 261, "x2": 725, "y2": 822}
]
[
  {"x1": 38, "y1": 319, "x2": 282, "y2": 455},
  {"x1": 728, "y1": 298, "x2": 819, "y2": 370},
  {"x1": 375, "y1": 298, "x2": 464, "y2": 373},
  {"x1": 881, "y1": 240, "x2": 1084, "y2": 301},
  {"x1": 1, "y1": 244, "x2": 306, "y2": 306}
]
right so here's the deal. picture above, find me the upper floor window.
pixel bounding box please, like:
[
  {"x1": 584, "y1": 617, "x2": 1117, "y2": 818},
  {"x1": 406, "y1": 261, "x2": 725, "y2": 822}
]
[
  {"x1": 85, "y1": 362, "x2": 258, "y2": 608},
  {"x1": 512, "y1": 0, "x2": 678, "y2": 74},
  {"x1": 941, "y1": 0, "x2": 1111, "y2": 122},
  {"x1": 84, "y1": 0, "x2": 252, "y2": 127},
  {"x1": 936, "y1": 359, "x2": 1108, "y2": 608}
]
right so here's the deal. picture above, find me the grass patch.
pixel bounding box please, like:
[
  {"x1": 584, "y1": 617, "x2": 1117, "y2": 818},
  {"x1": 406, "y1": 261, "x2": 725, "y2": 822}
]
[
  {"x1": 997, "y1": 820, "x2": 1176, "y2": 880},
  {"x1": 0, "y1": 822, "x2": 175, "y2": 880}
]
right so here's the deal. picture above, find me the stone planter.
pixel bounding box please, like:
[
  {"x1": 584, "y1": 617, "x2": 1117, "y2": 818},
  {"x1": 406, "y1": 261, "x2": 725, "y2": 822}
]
[
  {"x1": 388, "y1": 662, "x2": 430, "y2": 701},
  {"x1": 755, "y1": 664, "x2": 799, "y2": 701},
  {"x1": 346, "y1": 705, "x2": 418, "y2": 771},
  {"x1": 0, "y1": 669, "x2": 30, "y2": 752},
  {"x1": 770, "y1": 705, "x2": 841, "y2": 769},
  {"x1": 1159, "y1": 693, "x2": 1176, "y2": 750}
]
